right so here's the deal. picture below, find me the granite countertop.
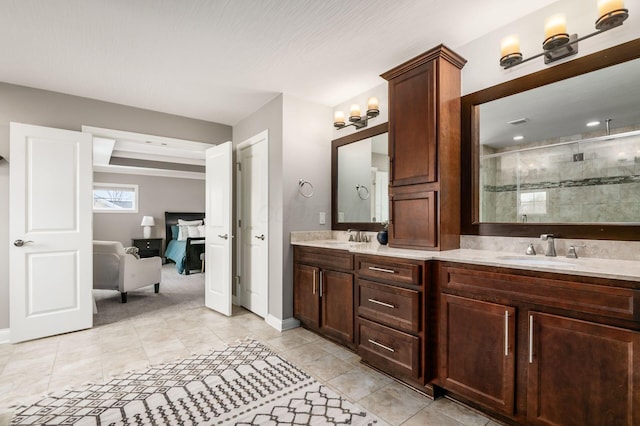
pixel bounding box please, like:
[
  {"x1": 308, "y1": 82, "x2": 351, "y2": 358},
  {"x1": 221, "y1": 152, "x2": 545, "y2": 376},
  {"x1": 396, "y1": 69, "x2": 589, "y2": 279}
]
[{"x1": 291, "y1": 239, "x2": 640, "y2": 283}]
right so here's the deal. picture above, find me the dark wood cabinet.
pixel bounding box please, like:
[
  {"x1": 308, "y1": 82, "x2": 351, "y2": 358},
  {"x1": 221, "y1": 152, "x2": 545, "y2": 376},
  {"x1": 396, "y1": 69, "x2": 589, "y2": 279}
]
[
  {"x1": 320, "y1": 269, "x2": 354, "y2": 343},
  {"x1": 355, "y1": 254, "x2": 429, "y2": 390},
  {"x1": 438, "y1": 262, "x2": 640, "y2": 425},
  {"x1": 293, "y1": 246, "x2": 354, "y2": 347},
  {"x1": 293, "y1": 263, "x2": 319, "y2": 329},
  {"x1": 439, "y1": 294, "x2": 516, "y2": 416},
  {"x1": 381, "y1": 45, "x2": 466, "y2": 251},
  {"x1": 131, "y1": 238, "x2": 163, "y2": 258},
  {"x1": 527, "y1": 312, "x2": 640, "y2": 426}
]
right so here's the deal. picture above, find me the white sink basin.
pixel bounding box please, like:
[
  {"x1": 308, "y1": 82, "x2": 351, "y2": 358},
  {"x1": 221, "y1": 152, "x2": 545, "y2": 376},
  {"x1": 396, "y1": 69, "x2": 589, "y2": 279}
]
[{"x1": 497, "y1": 256, "x2": 575, "y2": 267}]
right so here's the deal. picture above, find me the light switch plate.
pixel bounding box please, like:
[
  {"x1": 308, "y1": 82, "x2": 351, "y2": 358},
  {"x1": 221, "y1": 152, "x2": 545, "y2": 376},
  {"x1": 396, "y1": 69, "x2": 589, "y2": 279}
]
[{"x1": 319, "y1": 212, "x2": 326, "y2": 225}]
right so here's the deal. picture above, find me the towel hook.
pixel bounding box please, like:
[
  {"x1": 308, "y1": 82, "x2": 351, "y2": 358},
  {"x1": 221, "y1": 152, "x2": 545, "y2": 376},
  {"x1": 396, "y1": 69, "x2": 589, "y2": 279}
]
[{"x1": 298, "y1": 179, "x2": 314, "y2": 198}]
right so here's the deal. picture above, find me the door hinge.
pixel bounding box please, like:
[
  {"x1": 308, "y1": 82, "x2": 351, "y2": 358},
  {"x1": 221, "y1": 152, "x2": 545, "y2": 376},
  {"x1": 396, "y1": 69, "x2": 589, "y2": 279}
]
[
  {"x1": 238, "y1": 219, "x2": 242, "y2": 227},
  {"x1": 237, "y1": 162, "x2": 241, "y2": 171}
]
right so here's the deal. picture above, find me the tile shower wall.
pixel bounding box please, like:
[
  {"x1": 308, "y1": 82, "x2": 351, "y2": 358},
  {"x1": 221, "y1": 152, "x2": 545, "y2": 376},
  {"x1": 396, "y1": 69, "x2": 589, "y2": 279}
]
[{"x1": 481, "y1": 128, "x2": 640, "y2": 223}]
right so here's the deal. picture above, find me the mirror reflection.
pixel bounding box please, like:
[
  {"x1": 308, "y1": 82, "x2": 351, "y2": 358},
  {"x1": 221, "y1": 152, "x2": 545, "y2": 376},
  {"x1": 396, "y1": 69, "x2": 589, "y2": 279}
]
[
  {"x1": 479, "y1": 58, "x2": 640, "y2": 224},
  {"x1": 337, "y1": 132, "x2": 389, "y2": 223}
]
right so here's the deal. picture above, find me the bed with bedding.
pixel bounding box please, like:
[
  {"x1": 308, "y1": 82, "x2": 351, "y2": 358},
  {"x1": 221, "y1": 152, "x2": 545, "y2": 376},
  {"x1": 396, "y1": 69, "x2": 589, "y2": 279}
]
[{"x1": 164, "y1": 212, "x2": 206, "y2": 275}]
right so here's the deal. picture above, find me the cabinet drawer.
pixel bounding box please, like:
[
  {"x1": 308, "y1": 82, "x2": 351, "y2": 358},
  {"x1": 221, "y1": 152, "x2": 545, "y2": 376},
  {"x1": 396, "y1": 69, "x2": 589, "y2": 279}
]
[
  {"x1": 356, "y1": 255, "x2": 423, "y2": 287},
  {"x1": 358, "y1": 318, "x2": 420, "y2": 379},
  {"x1": 442, "y1": 265, "x2": 640, "y2": 322},
  {"x1": 357, "y1": 279, "x2": 420, "y2": 333},
  {"x1": 295, "y1": 246, "x2": 353, "y2": 271}
]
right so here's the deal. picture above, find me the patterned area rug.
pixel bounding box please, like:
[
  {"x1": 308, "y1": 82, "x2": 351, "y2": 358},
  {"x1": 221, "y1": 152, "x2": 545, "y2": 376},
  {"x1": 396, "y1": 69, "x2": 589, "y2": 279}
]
[{"x1": 11, "y1": 340, "x2": 384, "y2": 425}]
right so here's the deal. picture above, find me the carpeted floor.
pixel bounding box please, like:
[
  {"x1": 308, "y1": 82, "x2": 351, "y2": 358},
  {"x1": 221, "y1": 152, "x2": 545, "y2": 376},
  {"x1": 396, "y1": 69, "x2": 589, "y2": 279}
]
[
  {"x1": 93, "y1": 263, "x2": 205, "y2": 326},
  {"x1": 10, "y1": 339, "x2": 385, "y2": 425}
]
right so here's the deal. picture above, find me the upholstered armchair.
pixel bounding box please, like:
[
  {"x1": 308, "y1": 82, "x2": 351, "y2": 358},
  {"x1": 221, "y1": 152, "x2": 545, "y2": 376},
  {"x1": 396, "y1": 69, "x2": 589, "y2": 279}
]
[{"x1": 93, "y1": 240, "x2": 162, "y2": 303}]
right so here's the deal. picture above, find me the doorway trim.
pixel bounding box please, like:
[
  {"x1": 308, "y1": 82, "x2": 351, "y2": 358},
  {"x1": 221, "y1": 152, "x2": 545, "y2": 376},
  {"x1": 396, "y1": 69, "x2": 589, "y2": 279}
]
[{"x1": 236, "y1": 130, "x2": 269, "y2": 319}]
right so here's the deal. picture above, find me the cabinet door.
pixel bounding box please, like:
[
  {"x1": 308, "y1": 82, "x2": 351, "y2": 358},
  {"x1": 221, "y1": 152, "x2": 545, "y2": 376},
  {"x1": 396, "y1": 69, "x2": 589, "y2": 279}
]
[
  {"x1": 321, "y1": 269, "x2": 354, "y2": 344},
  {"x1": 293, "y1": 263, "x2": 320, "y2": 329},
  {"x1": 389, "y1": 187, "x2": 436, "y2": 249},
  {"x1": 388, "y1": 61, "x2": 437, "y2": 186},
  {"x1": 439, "y1": 294, "x2": 516, "y2": 415},
  {"x1": 527, "y1": 312, "x2": 640, "y2": 426}
]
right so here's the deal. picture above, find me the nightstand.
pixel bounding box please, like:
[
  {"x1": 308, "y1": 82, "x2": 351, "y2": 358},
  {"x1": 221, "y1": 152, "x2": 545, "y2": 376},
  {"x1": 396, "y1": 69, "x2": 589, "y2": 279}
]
[{"x1": 131, "y1": 238, "x2": 163, "y2": 259}]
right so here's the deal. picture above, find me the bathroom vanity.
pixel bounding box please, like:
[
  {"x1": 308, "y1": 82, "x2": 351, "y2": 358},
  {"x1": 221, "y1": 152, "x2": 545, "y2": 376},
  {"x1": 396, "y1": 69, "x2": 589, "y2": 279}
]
[
  {"x1": 306, "y1": 39, "x2": 640, "y2": 424},
  {"x1": 292, "y1": 239, "x2": 640, "y2": 425}
]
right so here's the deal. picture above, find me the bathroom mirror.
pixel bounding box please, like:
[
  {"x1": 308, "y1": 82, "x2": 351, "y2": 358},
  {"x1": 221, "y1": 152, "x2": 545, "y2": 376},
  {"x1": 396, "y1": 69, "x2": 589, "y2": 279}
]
[
  {"x1": 462, "y1": 39, "x2": 640, "y2": 240},
  {"x1": 332, "y1": 123, "x2": 389, "y2": 231}
]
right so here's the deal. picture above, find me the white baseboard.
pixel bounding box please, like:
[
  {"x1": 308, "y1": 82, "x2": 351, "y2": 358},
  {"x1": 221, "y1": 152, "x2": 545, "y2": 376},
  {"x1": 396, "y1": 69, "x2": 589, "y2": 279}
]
[
  {"x1": 265, "y1": 314, "x2": 300, "y2": 332},
  {"x1": 0, "y1": 328, "x2": 10, "y2": 344}
]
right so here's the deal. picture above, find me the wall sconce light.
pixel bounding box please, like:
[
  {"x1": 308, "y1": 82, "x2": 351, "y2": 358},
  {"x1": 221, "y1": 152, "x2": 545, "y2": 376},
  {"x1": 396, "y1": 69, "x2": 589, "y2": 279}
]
[
  {"x1": 500, "y1": 0, "x2": 629, "y2": 69},
  {"x1": 334, "y1": 97, "x2": 379, "y2": 130}
]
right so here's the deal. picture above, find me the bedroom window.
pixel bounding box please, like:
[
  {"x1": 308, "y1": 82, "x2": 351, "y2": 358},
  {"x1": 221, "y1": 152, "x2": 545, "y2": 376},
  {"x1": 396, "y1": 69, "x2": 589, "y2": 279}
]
[{"x1": 93, "y1": 183, "x2": 139, "y2": 213}]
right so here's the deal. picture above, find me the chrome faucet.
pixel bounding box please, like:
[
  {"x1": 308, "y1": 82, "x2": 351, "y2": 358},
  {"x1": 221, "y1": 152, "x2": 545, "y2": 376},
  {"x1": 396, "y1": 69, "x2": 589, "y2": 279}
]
[
  {"x1": 347, "y1": 229, "x2": 361, "y2": 242},
  {"x1": 347, "y1": 229, "x2": 369, "y2": 243},
  {"x1": 540, "y1": 234, "x2": 556, "y2": 257}
]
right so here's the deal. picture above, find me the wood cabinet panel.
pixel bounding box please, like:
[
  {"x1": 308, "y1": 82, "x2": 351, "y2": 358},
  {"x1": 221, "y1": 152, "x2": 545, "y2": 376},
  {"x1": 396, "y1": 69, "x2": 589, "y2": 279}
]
[
  {"x1": 382, "y1": 45, "x2": 465, "y2": 251},
  {"x1": 528, "y1": 312, "x2": 640, "y2": 425},
  {"x1": 293, "y1": 246, "x2": 354, "y2": 347},
  {"x1": 295, "y1": 246, "x2": 353, "y2": 271},
  {"x1": 356, "y1": 255, "x2": 423, "y2": 287},
  {"x1": 389, "y1": 187, "x2": 437, "y2": 249},
  {"x1": 293, "y1": 263, "x2": 319, "y2": 330},
  {"x1": 358, "y1": 317, "x2": 420, "y2": 379},
  {"x1": 357, "y1": 279, "x2": 420, "y2": 333},
  {"x1": 321, "y1": 269, "x2": 354, "y2": 344},
  {"x1": 443, "y1": 265, "x2": 640, "y2": 322},
  {"x1": 439, "y1": 294, "x2": 516, "y2": 416},
  {"x1": 387, "y1": 61, "x2": 437, "y2": 186}
]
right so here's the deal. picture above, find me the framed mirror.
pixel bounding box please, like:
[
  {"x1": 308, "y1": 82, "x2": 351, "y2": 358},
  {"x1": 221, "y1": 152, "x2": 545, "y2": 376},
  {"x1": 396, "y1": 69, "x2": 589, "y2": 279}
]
[
  {"x1": 462, "y1": 39, "x2": 640, "y2": 240},
  {"x1": 332, "y1": 123, "x2": 389, "y2": 231}
]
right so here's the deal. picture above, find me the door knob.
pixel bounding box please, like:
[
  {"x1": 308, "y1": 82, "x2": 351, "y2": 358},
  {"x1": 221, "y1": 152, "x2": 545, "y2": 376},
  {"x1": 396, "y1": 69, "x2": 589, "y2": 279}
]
[
  {"x1": 14, "y1": 239, "x2": 34, "y2": 247},
  {"x1": 255, "y1": 234, "x2": 265, "y2": 240},
  {"x1": 218, "y1": 234, "x2": 229, "y2": 240}
]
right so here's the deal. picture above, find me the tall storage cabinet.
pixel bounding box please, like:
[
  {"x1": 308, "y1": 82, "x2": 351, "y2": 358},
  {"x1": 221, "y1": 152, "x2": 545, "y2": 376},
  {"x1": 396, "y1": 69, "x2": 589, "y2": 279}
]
[{"x1": 381, "y1": 45, "x2": 466, "y2": 250}]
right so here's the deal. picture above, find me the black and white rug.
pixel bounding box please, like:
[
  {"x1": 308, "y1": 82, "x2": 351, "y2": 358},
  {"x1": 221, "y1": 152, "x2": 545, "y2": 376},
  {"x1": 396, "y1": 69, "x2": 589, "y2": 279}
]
[{"x1": 11, "y1": 340, "x2": 384, "y2": 425}]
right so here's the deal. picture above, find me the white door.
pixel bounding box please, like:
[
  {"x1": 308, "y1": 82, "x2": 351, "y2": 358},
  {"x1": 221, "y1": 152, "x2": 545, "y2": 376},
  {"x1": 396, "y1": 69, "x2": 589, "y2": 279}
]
[
  {"x1": 237, "y1": 131, "x2": 269, "y2": 318},
  {"x1": 9, "y1": 122, "x2": 93, "y2": 343},
  {"x1": 205, "y1": 141, "x2": 233, "y2": 316}
]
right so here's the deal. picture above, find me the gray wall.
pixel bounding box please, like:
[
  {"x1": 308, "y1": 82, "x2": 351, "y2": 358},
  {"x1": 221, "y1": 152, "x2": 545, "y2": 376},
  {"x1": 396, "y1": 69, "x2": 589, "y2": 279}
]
[
  {"x1": 0, "y1": 82, "x2": 231, "y2": 329},
  {"x1": 93, "y1": 172, "x2": 205, "y2": 246},
  {"x1": 457, "y1": 0, "x2": 640, "y2": 96},
  {"x1": 233, "y1": 95, "x2": 285, "y2": 321},
  {"x1": 282, "y1": 95, "x2": 332, "y2": 319},
  {"x1": 232, "y1": 94, "x2": 331, "y2": 323}
]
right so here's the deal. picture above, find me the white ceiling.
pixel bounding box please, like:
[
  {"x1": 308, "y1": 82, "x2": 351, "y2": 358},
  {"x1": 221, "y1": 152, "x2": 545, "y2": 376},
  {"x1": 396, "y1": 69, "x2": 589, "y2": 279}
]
[{"x1": 0, "y1": 0, "x2": 559, "y2": 126}]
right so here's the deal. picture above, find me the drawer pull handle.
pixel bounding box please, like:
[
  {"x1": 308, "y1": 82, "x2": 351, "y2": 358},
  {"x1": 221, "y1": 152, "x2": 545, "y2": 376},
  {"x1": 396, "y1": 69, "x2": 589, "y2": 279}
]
[
  {"x1": 368, "y1": 298, "x2": 396, "y2": 309},
  {"x1": 368, "y1": 266, "x2": 396, "y2": 274},
  {"x1": 368, "y1": 339, "x2": 395, "y2": 353},
  {"x1": 529, "y1": 314, "x2": 534, "y2": 364},
  {"x1": 312, "y1": 270, "x2": 316, "y2": 295},
  {"x1": 504, "y1": 310, "x2": 509, "y2": 356}
]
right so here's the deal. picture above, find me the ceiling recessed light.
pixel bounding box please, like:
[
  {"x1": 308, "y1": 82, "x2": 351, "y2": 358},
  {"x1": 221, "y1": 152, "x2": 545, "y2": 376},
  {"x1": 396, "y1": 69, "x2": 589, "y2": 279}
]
[
  {"x1": 513, "y1": 135, "x2": 524, "y2": 141},
  {"x1": 508, "y1": 118, "x2": 528, "y2": 125},
  {"x1": 586, "y1": 121, "x2": 600, "y2": 127}
]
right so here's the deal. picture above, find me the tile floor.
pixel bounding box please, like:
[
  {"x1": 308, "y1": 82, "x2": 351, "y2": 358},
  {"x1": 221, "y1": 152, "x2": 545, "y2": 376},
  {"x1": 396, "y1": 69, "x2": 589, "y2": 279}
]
[{"x1": 0, "y1": 303, "x2": 497, "y2": 426}]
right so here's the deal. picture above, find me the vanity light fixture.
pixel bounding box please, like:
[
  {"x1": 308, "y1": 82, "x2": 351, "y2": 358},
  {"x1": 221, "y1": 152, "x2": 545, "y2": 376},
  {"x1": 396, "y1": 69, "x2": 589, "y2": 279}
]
[
  {"x1": 500, "y1": 0, "x2": 629, "y2": 69},
  {"x1": 334, "y1": 97, "x2": 379, "y2": 130}
]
